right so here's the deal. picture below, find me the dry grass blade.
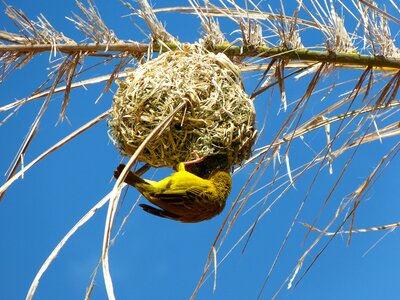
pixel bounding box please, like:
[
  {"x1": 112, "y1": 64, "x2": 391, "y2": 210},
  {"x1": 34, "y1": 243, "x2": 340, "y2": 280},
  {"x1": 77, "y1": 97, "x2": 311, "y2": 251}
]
[
  {"x1": 68, "y1": 0, "x2": 118, "y2": 44},
  {"x1": 120, "y1": 0, "x2": 175, "y2": 42},
  {"x1": 58, "y1": 53, "x2": 81, "y2": 123},
  {"x1": 26, "y1": 190, "x2": 114, "y2": 300},
  {"x1": 277, "y1": 60, "x2": 288, "y2": 111},
  {"x1": 1, "y1": 55, "x2": 80, "y2": 201},
  {"x1": 241, "y1": 153, "x2": 282, "y2": 255},
  {"x1": 0, "y1": 110, "x2": 110, "y2": 196},
  {"x1": 0, "y1": 71, "x2": 129, "y2": 114},
  {"x1": 0, "y1": 30, "x2": 28, "y2": 44},
  {"x1": 188, "y1": 0, "x2": 227, "y2": 46},
  {"x1": 252, "y1": 71, "x2": 397, "y2": 162},
  {"x1": 212, "y1": 246, "x2": 217, "y2": 292},
  {"x1": 301, "y1": 221, "x2": 400, "y2": 235},
  {"x1": 250, "y1": 62, "x2": 316, "y2": 99},
  {"x1": 85, "y1": 258, "x2": 102, "y2": 300},
  {"x1": 193, "y1": 201, "x2": 275, "y2": 292},
  {"x1": 362, "y1": 228, "x2": 396, "y2": 257},
  {"x1": 0, "y1": 50, "x2": 35, "y2": 83},
  {"x1": 152, "y1": 6, "x2": 327, "y2": 31},
  {"x1": 95, "y1": 57, "x2": 132, "y2": 103},
  {"x1": 101, "y1": 102, "x2": 186, "y2": 300},
  {"x1": 331, "y1": 121, "x2": 400, "y2": 157},
  {"x1": 301, "y1": 104, "x2": 380, "y2": 243},
  {"x1": 375, "y1": 71, "x2": 400, "y2": 107},
  {"x1": 292, "y1": 91, "x2": 398, "y2": 244},
  {"x1": 359, "y1": 0, "x2": 400, "y2": 25},
  {"x1": 256, "y1": 131, "x2": 337, "y2": 298},
  {"x1": 86, "y1": 186, "x2": 140, "y2": 300},
  {"x1": 4, "y1": 4, "x2": 71, "y2": 44},
  {"x1": 286, "y1": 142, "x2": 400, "y2": 292},
  {"x1": 190, "y1": 149, "x2": 272, "y2": 299}
]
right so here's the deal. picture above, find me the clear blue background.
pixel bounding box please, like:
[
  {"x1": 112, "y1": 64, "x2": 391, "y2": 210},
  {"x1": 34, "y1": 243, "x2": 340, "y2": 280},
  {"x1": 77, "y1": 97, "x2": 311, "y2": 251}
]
[{"x1": 1, "y1": 1, "x2": 399, "y2": 299}]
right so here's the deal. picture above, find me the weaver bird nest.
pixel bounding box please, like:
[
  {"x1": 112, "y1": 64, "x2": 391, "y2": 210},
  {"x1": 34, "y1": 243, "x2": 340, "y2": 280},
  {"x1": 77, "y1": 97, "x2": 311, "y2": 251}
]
[{"x1": 108, "y1": 48, "x2": 257, "y2": 168}]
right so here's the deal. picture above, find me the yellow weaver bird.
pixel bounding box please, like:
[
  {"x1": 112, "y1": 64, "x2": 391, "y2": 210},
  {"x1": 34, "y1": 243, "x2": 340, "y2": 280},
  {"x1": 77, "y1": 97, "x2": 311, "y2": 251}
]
[{"x1": 114, "y1": 157, "x2": 232, "y2": 223}]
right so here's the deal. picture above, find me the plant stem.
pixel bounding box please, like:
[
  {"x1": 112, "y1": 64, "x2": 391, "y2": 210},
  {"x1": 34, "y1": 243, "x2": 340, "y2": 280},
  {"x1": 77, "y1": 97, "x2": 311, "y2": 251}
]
[{"x1": 1, "y1": 42, "x2": 400, "y2": 70}]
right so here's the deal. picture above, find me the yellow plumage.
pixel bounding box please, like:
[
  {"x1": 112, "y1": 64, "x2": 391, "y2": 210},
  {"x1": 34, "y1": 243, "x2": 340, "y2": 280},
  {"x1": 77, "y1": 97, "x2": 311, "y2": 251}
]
[{"x1": 114, "y1": 161, "x2": 232, "y2": 223}]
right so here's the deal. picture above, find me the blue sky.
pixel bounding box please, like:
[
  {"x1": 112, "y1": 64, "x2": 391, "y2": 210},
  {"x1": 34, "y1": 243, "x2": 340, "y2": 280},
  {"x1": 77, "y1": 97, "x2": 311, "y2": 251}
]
[{"x1": 1, "y1": 1, "x2": 400, "y2": 299}]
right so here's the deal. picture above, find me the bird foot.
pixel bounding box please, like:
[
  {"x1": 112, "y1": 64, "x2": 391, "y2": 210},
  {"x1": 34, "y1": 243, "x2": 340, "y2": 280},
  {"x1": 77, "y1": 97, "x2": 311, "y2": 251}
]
[{"x1": 182, "y1": 151, "x2": 206, "y2": 166}]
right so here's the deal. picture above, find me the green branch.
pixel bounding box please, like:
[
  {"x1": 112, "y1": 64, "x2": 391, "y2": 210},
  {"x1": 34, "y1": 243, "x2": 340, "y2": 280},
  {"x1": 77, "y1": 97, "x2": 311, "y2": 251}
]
[
  {"x1": 219, "y1": 45, "x2": 400, "y2": 70},
  {"x1": 1, "y1": 41, "x2": 400, "y2": 70}
]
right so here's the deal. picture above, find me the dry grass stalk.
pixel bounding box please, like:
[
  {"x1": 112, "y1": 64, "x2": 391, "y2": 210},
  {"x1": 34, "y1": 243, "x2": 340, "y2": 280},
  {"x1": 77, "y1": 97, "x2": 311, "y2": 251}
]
[
  {"x1": 287, "y1": 142, "x2": 400, "y2": 290},
  {"x1": 68, "y1": 0, "x2": 118, "y2": 44},
  {"x1": 301, "y1": 221, "x2": 400, "y2": 235},
  {"x1": 102, "y1": 101, "x2": 187, "y2": 300},
  {"x1": 0, "y1": 110, "x2": 110, "y2": 196},
  {"x1": 26, "y1": 188, "x2": 115, "y2": 300}
]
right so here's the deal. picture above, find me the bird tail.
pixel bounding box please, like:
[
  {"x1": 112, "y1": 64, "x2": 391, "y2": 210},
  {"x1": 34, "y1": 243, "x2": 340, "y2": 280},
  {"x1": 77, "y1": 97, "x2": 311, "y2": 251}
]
[
  {"x1": 114, "y1": 164, "x2": 148, "y2": 186},
  {"x1": 139, "y1": 204, "x2": 180, "y2": 220}
]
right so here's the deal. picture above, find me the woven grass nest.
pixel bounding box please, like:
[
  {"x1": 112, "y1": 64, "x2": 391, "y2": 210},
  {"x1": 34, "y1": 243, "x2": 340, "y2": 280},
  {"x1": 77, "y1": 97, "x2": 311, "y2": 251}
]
[{"x1": 108, "y1": 47, "x2": 257, "y2": 168}]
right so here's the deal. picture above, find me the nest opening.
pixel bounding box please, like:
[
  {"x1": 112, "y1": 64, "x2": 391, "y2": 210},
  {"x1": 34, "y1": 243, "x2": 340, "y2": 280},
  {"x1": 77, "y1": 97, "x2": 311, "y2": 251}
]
[{"x1": 108, "y1": 47, "x2": 257, "y2": 168}]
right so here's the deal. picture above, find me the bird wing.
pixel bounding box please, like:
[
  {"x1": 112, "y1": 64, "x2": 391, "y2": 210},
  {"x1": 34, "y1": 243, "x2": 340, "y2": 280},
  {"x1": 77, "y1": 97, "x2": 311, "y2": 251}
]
[
  {"x1": 145, "y1": 184, "x2": 217, "y2": 221},
  {"x1": 151, "y1": 184, "x2": 211, "y2": 202}
]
